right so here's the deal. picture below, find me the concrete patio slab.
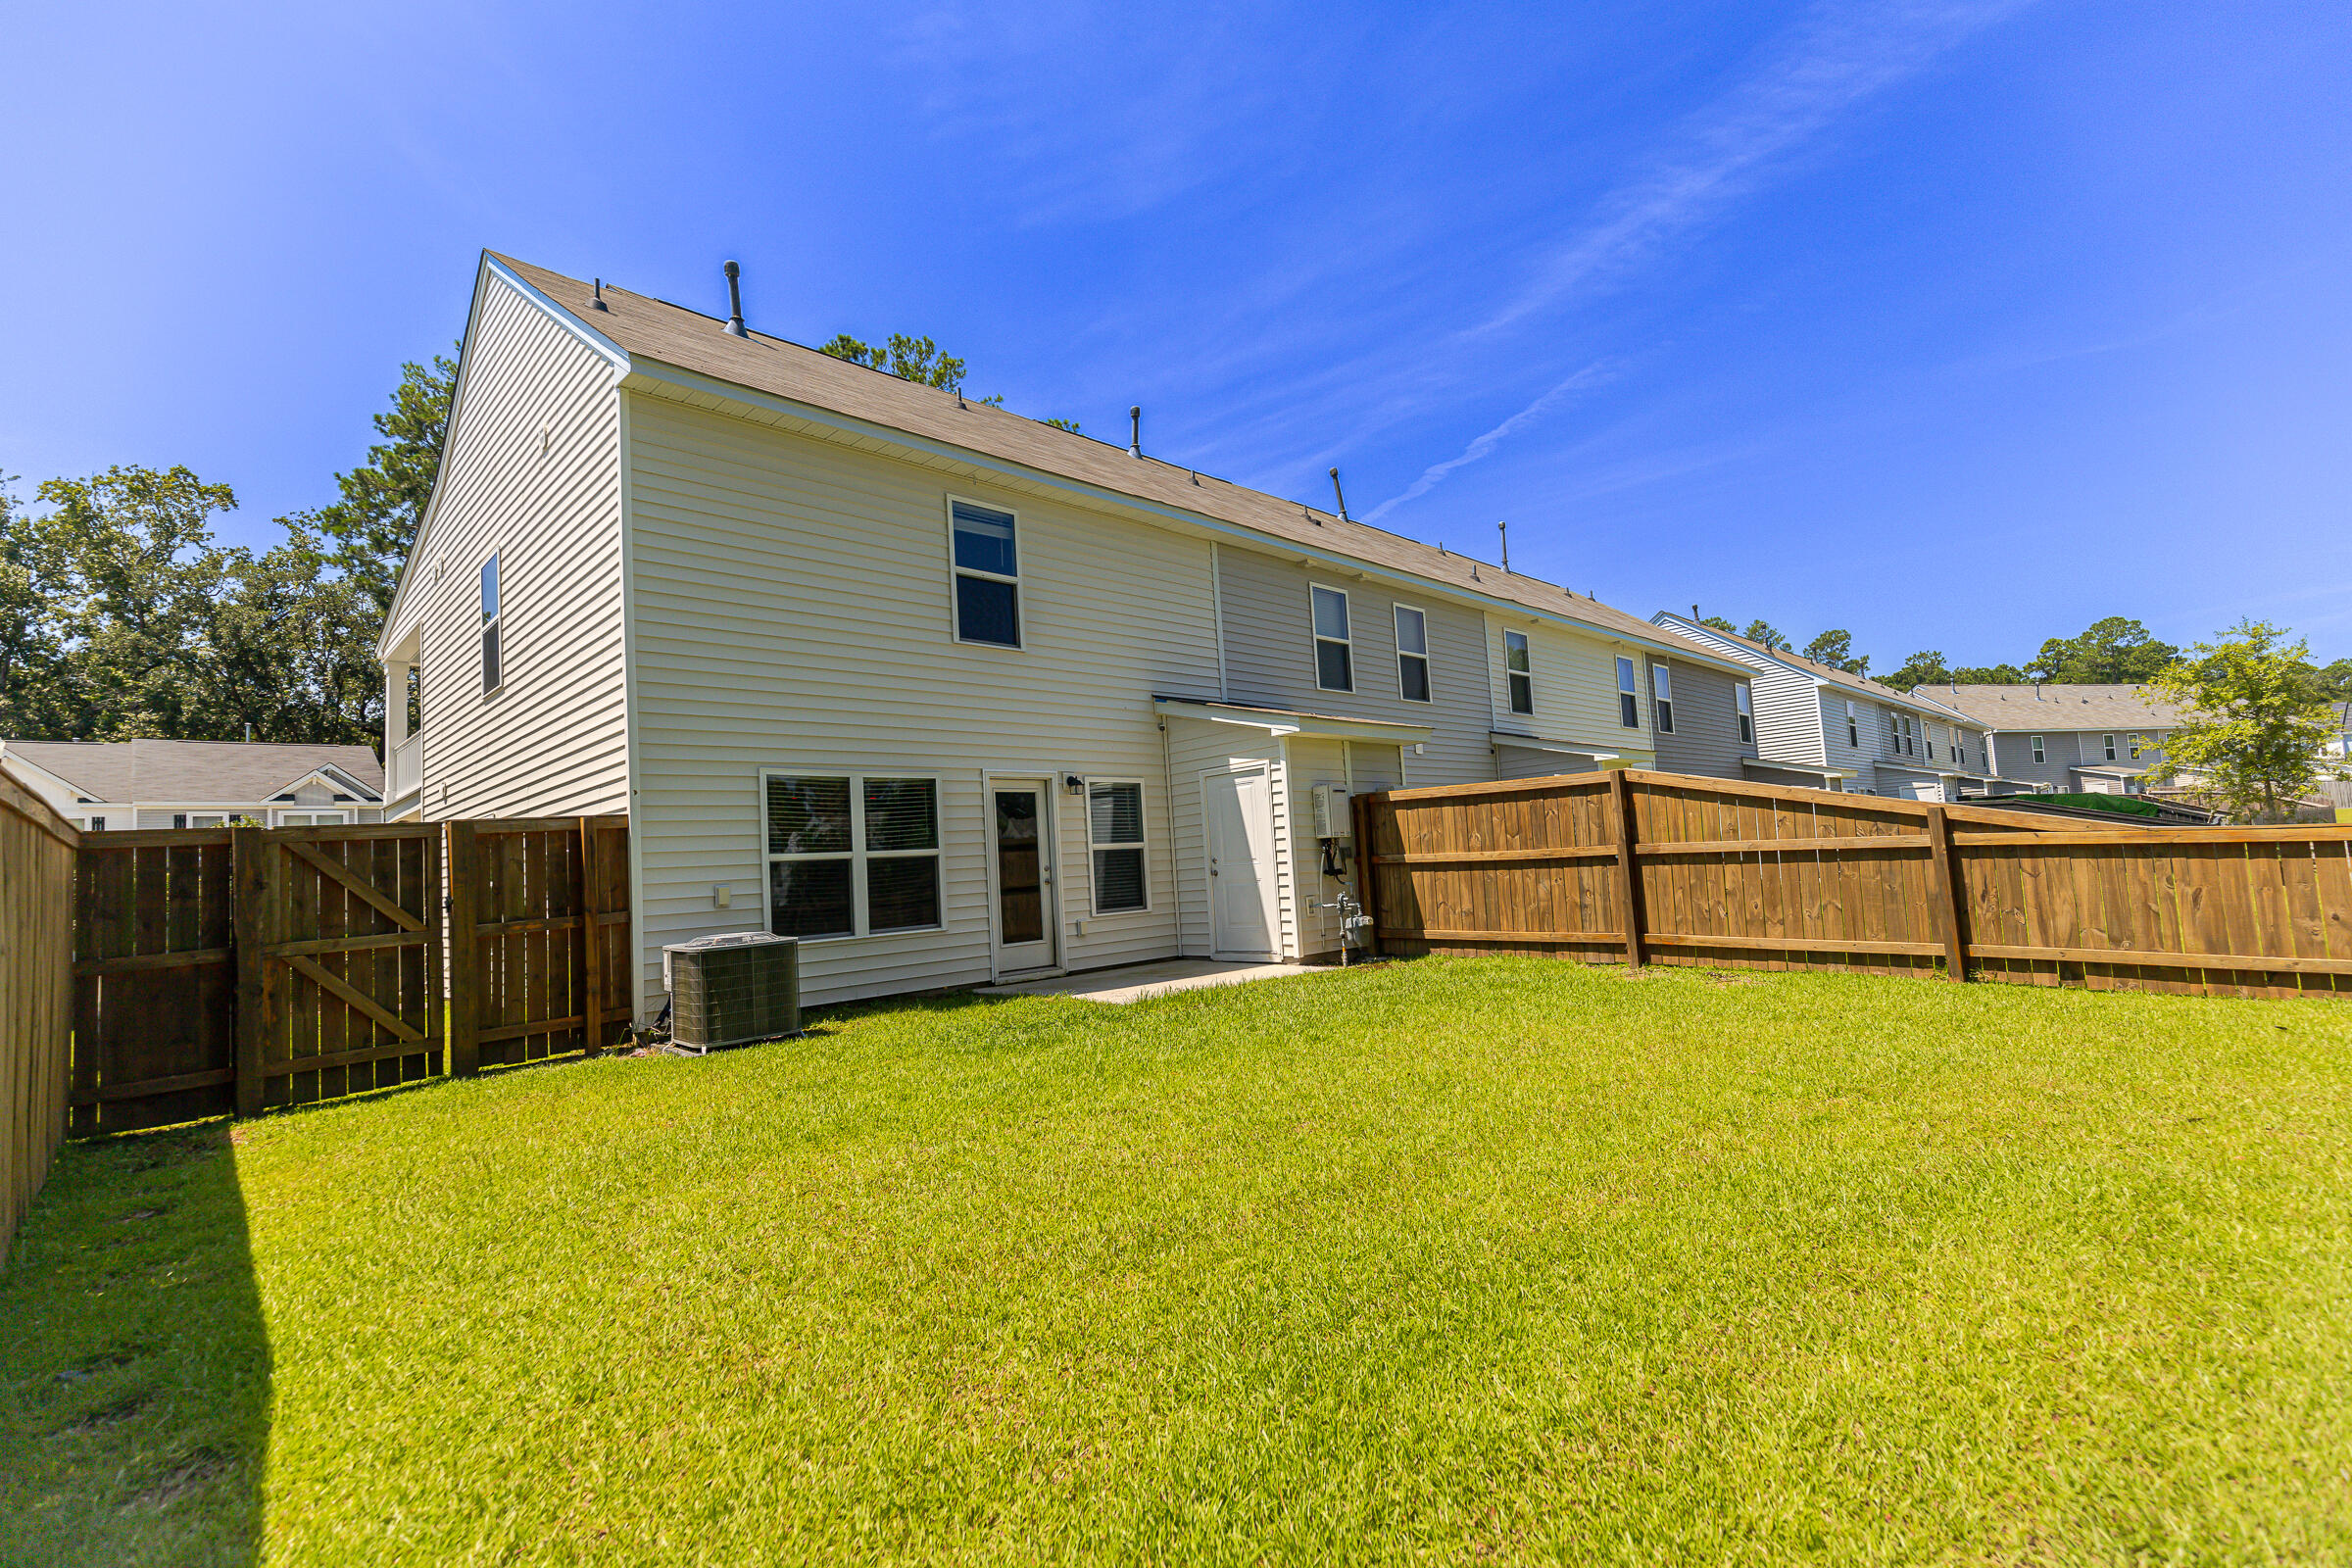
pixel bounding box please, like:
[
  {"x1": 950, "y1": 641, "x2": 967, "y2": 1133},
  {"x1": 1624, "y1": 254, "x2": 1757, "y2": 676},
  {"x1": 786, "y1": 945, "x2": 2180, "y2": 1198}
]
[{"x1": 973, "y1": 957, "x2": 1329, "y2": 1004}]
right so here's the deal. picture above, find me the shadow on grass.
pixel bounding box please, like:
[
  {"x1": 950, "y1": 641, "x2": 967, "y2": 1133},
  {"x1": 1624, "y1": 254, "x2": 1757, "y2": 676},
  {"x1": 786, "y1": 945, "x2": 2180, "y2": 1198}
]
[{"x1": 0, "y1": 1121, "x2": 269, "y2": 1566}]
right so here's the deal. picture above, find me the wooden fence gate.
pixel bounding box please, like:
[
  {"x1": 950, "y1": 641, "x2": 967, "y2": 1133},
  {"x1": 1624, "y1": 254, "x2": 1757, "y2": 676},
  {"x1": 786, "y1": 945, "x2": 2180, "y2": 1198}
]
[{"x1": 69, "y1": 816, "x2": 629, "y2": 1134}]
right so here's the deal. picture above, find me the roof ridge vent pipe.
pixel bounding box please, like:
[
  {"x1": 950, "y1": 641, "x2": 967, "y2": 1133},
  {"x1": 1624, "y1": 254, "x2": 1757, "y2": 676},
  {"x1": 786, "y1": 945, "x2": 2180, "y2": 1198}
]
[
  {"x1": 721, "y1": 261, "x2": 748, "y2": 338},
  {"x1": 1130, "y1": 406, "x2": 1142, "y2": 457},
  {"x1": 590, "y1": 277, "x2": 609, "y2": 312},
  {"x1": 1497, "y1": 518, "x2": 1509, "y2": 573},
  {"x1": 1329, "y1": 467, "x2": 1348, "y2": 520}
]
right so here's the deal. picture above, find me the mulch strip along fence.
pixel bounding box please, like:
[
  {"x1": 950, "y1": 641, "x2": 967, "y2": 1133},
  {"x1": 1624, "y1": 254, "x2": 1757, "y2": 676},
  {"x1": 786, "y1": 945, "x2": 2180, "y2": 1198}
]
[
  {"x1": 1355, "y1": 769, "x2": 2352, "y2": 1001},
  {"x1": 65, "y1": 815, "x2": 631, "y2": 1137},
  {"x1": 2, "y1": 767, "x2": 76, "y2": 1259}
]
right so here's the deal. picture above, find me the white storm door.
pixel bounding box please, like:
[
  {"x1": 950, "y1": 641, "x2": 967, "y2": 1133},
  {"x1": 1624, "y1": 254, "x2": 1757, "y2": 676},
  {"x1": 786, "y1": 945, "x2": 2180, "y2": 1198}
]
[
  {"x1": 991, "y1": 781, "x2": 1058, "y2": 975},
  {"x1": 1204, "y1": 766, "x2": 1279, "y2": 959}
]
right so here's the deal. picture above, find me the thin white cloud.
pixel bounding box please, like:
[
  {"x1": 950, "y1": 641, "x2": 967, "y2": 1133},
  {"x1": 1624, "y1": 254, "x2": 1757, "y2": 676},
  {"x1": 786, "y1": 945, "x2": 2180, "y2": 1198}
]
[
  {"x1": 1362, "y1": 362, "x2": 1616, "y2": 522},
  {"x1": 1479, "y1": 0, "x2": 2028, "y2": 337}
]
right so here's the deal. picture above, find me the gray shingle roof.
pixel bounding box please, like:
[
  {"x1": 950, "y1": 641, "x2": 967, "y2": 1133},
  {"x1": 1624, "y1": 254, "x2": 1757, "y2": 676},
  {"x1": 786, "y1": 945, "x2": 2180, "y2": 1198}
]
[
  {"x1": 1921, "y1": 684, "x2": 2187, "y2": 731},
  {"x1": 488, "y1": 255, "x2": 1746, "y2": 675},
  {"x1": 0, "y1": 740, "x2": 383, "y2": 803}
]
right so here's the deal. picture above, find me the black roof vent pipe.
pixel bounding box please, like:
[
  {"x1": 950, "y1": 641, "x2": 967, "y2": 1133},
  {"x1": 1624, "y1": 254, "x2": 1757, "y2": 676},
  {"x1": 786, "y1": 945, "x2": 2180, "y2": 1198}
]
[
  {"x1": 1129, "y1": 406, "x2": 1142, "y2": 457},
  {"x1": 1329, "y1": 467, "x2": 1349, "y2": 520},
  {"x1": 590, "y1": 277, "x2": 609, "y2": 312},
  {"x1": 721, "y1": 261, "x2": 748, "y2": 338}
]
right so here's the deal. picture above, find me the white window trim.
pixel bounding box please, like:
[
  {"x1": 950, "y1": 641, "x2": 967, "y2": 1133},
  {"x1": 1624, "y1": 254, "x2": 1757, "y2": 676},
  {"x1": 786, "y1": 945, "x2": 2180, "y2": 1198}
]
[
  {"x1": 2031, "y1": 735, "x2": 2046, "y2": 763},
  {"x1": 945, "y1": 494, "x2": 1024, "y2": 650},
  {"x1": 1615, "y1": 654, "x2": 1640, "y2": 729},
  {"x1": 760, "y1": 767, "x2": 947, "y2": 942},
  {"x1": 1310, "y1": 583, "x2": 1354, "y2": 693},
  {"x1": 1081, "y1": 776, "x2": 1152, "y2": 916},
  {"x1": 1392, "y1": 602, "x2": 1433, "y2": 704},
  {"x1": 1504, "y1": 629, "x2": 1536, "y2": 716},
  {"x1": 479, "y1": 552, "x2": 505, "y2": 697},
  {"x1": 2103, "y1": 733, "x2": 2117, "y2": 760},
  {"x1": 1736, "y1": 682, "x2": 1754, "y2": 745},
  {"x1": 1649, "y1": 662, "x2": 1674, "y2": 734},
  {"x1": 2129, "y1": 734, "x2": 2143, "y2": 760},
  {"x1": 1844, "y1": 699, "x2": 1858, "y2": 749}
]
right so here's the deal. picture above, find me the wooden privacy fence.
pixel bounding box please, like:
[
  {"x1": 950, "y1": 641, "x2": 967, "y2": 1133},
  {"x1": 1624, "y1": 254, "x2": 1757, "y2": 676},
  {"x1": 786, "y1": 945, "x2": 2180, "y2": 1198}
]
[
  {"x1": 2, "y1": 767, "x2": 76, "y2": 1260},
  {"x1": 70, "y1": 815, "x2": 631, "y2": 1136},
  {"x1": 1355, "y1": 769, "x2": 2352, "y2": 1001}
]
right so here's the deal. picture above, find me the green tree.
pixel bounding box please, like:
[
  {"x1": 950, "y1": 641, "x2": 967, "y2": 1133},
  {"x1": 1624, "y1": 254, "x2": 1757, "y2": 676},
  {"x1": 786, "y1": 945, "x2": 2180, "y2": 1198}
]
[
  {"x1": 307, "y1": 347, "x2": 460, "y2": 617},
  {"x1": 819, "y1": 332, "x2": 966, "y2": 389},
  {"x1": 0, "y1": 475, "x2": 75, "y2": 737},
  {"x1": 1042, "y1": 417, "x2": 1082, "y2": 433},
  {"x1": 1697, "y1": 614, "x2": 1738, "y2": 633},
  {"x1": 1886, "y1": 650, "x2": 1950, "y2": 689},
  {"x1": 2026, "y1": 616, "x2": 2178, "y2": 684},
  {"x1": 1802, "y1": 629, "x2": 1870, "y2": 677},
  {"x1": 1742, "y1": 619, "x2": 1790, "y2": 653},
  {"x1": 2150, "y1": 619, "x2": 2335, "y2": 820},
  {"x1": 2316, "y1": 657, "x2": 2352, "y2": 702},
  {"x1": 187, "y1": 525, "x2": 381, "y2": 745},
  {"x1": 1951, "y1": 663, "x2": 2026, "y2": 684}
]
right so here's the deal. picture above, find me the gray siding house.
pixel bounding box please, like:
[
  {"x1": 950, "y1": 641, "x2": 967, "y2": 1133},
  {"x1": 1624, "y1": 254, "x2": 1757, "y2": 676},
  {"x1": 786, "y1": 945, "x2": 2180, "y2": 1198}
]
[
  {"x1": 1926, "y1": 684, "x2": 2186, "y2": 794},
  {"x1": 376, "y1": 253, "x2": 1755, "y2": 1010},
  {"x1": 0, "y1": 739, "x2": 385, "y2": 831}
]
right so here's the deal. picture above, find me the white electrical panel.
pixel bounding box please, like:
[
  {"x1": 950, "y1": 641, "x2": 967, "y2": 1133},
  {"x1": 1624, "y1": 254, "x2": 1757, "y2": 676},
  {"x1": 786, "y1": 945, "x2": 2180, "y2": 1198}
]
[{"x1": 1310, "y1": 783, "x2": 1352, "y2": 840}]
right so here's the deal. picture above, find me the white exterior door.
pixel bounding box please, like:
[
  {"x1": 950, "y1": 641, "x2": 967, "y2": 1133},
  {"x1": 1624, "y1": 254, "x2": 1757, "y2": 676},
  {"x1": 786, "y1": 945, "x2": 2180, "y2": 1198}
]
[
  {"x1": 1204, "y1": 766, "x2": 1278, "y2": 959},
  {"x1": 990, "y1": 780, "x2": 1058, "y2": 976}
]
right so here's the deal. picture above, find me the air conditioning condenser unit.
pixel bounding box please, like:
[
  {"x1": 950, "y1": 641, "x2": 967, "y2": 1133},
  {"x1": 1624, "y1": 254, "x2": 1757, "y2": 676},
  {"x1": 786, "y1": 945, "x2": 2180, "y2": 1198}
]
[{"x1": 663, "y1": 931, "x2": 801, "y2": 1054}]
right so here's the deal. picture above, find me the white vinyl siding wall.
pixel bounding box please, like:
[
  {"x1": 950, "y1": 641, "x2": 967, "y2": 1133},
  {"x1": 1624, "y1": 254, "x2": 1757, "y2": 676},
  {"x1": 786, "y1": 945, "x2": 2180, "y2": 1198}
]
[
  {"x1": 1483, "y1": 614, "x2": 1654, "y2": 762},
  {"x1": 401, "y1": 269, "x2": 630, "y2": 819},
  {"x1": 1648, "y1": 620, "x2": 1822, "y2": 767},
  {"x1": 624, "y1": 391, "x2": 1222, "y2": 1008}
]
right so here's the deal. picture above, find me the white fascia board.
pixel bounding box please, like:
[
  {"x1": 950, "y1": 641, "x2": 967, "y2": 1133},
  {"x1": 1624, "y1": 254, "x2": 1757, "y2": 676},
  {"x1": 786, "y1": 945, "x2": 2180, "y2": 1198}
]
[
  {"x1": 621, "y1": 358, "x2": 1734, "y2": 666},
  {"x1": 1152, "y1": 698, "x2": 1432, "y2": 746},
  {"x1": 376, "y1": 254, "x2": 632, "y2": 655},
  {"x1": 1488, "y1": 733, "x2": 1622, "y2": 760}
]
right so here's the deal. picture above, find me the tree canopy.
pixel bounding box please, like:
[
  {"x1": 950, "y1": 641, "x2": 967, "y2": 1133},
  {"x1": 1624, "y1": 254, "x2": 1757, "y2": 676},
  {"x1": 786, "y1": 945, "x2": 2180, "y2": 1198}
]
[
  {"x1": 2024, "y1": 616, "x2": 2179, "y2": 684},
  {"x1": 2151, "y1": 620, "x2": 2339, "y2": 820},
  {"x1": 306, "y1": 348, "x2": 459, "y2": 617},
  {"x1": 1800, "y1": 629, "x2": 1870, "y2": 677}
]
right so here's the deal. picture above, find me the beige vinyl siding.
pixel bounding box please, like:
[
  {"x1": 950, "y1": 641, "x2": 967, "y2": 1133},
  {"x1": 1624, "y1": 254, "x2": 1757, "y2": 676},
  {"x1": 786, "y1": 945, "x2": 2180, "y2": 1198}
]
[
  {"x1": 1279, "y1": 737, "x2": 1401, "y2": 960},
  {"x1": 1215, "y1": 547, "x2": 1487, "y2": 785},
  {"x1": 624, "y1": 391, "x2": 1220, "y2": 1009},
  {"x1": 1648, "y1": 619, "x2": 1824, "y2": 768},
  {"x1": 1646, "y1": 658, "x2": 1753, "y2": 781},
  {"x1": 1818, "y1": 690, "x2": 1881, "y2": 784},
  {"x1": 407, "y1": 270, "x2": 629, "y2": 820},
  {"x1": 1162, "y1": 719, "x2": 1285, "y2": 957},
  {"x1": 1484, "y1": 613, "x2": 1654, "y2": 762}
]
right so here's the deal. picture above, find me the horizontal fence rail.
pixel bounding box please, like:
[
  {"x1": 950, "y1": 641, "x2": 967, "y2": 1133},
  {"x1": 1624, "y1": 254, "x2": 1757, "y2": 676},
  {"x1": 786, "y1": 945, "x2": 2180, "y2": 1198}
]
[
  {"x1": 2, "y1": 767, "x2": 77, "y2": 1260},
  {"x1": 1358, "y1": 770, "x2": 2351, "y2": 1001},
  {"x1": 65, "y1": 815, "x2": 631, "y2": 1136}
]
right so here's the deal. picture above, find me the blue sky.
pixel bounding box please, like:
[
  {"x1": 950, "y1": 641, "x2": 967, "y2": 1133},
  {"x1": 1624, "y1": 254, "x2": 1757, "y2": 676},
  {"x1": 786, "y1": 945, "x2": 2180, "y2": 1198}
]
[{"x1": 6, "y1": 1, "x2": 2348, "y2": 671}]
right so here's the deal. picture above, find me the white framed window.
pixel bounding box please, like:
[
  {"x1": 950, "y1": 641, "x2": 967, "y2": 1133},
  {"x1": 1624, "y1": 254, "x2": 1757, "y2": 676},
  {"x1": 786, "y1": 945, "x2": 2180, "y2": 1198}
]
[
  {"x1": 2031, "y1": 735, "x2": 2045, "y2": 763},
  {"x1": 2129, "y1": 734, "x2": 2143, "y2": 760},
  {"x1": 277, "y1": 811, "x2": 348, "y2": 827},
  {"x1": 1650, "y1": 663, "x2": 1675, "y2": 734},
  {"x1": 1394, "y1": 604, "x2": 1431, "y2": 703},
  {"x1": 1735, "y1": 683, "x2": 1754, "y2": 745},
  {"x1": 1845, "y1": 701, "x2": 1858, "y2": 748},
  {"x1": 1310, "y1": 585, "x2": 1353, "y2": 692},
  {"x1": 948, "y1": 498, "x2": 1022, "y2": 648},
  {"x1": 1886, "y1": 713, "x2": 1900, "y2": 754},
  {"x1": 1505, "y1": 631, "x2": 1534, "y2": 714},
  {"x1": 82, "y1": 815, "x2": 107, "y2": 832},
  {"x1": 1086, "y1": 779, "x2": 1149, "y2": 914},
  {"x1": 1903, "y1": 715, "x2": 1917, "y2": 756},
  {"x1": 1615, "y1": 655, "x2": 1639, "y2": 728},
  {"x1": 762, "y1": 771, "x2": 942, "y2": 940},
  {"x1": 479, "y1": 554, "x2": 503, "y2": 694},
  {"x1": 2103, "y1": 733, "x2": 2117, "y2": 760}
]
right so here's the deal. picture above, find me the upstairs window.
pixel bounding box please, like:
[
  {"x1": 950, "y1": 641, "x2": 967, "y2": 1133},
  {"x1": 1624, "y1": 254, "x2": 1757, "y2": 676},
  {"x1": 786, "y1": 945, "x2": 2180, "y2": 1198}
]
[
  {"x1": 1087, "y1": 780, "x2": 1149, "y2": 913},
  {"x1": 2031, "y1": 735, "x2": 2046, "y2": 763},
  {"x1": 1505, "y1": 631, "x2": 1535, "y2": 714},
  {"x1": 1394, "y1": 605, "x2": 1431, "y2": 703},
  {"x1": 1887, "y1": 713, "x2": 1900, "y2": 754},
  {"x1": 1615, "y1": 656, "x2": 1639, "y2": 728},
  {"x1": 2103, "y1": 733, "x2": 2117, "y2": 760},
  {"x1": 950, "y1": 500, "x2": 1022, "y2": 647},
  {"x1": 1311, "y1": 585, "x2": 1353, "y2": 692},
  {"x1": 1903, "y1": 715, "x2": 1917, "y2": 756},
  {"x1": 479, "y1": 554, "x2": 503, "y2": 694},
  {"x1": 1845, "y1": 702, "x2": 1858, "y2": 748},
  {"x1": 765, "y1": 773, "x2": 941, "y2": 939},
  {"x1": 1736, "y1": 683, "x2": 1754, "y2": 744},
  {"x1": 2129, "y1": 734, "x2": 2143, "y2": 760},
  {"x1": 1650, "y1": 663, "x2": 1675, "y2": 734}
]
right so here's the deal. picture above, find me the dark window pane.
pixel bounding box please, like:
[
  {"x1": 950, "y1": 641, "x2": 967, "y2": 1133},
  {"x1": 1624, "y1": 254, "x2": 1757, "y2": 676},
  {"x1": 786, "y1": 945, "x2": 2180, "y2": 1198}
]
[
  {"x1": 766, "y1": 776, "x2": 851, "y2": 854},
  {"x1": 867, "y1": 856, "x2": 940, "y2": 932},
  {"x1": 951, "y1": 501, "x2": 1018, "y2": 576},
  {"x1": 1510, "y1": 672, "x2": 1534, "y2": 715},
  {"x1": 1400, "y1": 655, "x2": 1430, "y2": 703},
  {"x1": 1656, "y1": 700, "x2": 1675, "y2": 734},
  {"x1": 1506, "y1": 632, "x2": 1531, "y2": 674},
  {"x1": 1089, "y1": 782, "x2": 1142, "y2": 845},
  {"x1": 769, "y1": 858, "x2": 853, "y2": 938},
  {"x1": 995, "y1": 790, "x2": 1044, "y2": 943},
  {"x1": 1619, "y1": 692, "x2": 1639, "y2": 727},
  {"x1": 864, "y1": 777, "x2": 938, "y2": 851},
  {"x1": 480, "y1": 623, "x2": 502, "y2": 693},
  {"x1": 956, "y1": 574, "x2": 1020, "y2": 646},
  {"x1": 1094, "y1": 847, "x2": 1146, "y2": 911},
  {"x1": 1316, "y1": 640, "x2": 1352, "y2": 691}
]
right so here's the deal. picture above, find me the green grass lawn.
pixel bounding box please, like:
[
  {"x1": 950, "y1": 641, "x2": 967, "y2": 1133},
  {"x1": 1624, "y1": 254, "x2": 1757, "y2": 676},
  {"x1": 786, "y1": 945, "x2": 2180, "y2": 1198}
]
[{"x1": 6, "y1": 957, "x2": 2351, "y2": 1565}]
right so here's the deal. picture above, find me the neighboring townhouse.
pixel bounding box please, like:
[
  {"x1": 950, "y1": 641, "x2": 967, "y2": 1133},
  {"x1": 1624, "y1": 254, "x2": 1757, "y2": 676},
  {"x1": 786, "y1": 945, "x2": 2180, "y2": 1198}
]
[
  {"x1": 1648, "y1": 614, "x2": 1994, "y2": 800},
  {"x1": 375, "y1": 252, "x2": 1755, "y2": 1011},
  {"x1": 1925, "y1": 683, "x2": 2186, "y2": 794},
  {"x1": 0, "y1": 739, "x2": 386, "y2": 830}
]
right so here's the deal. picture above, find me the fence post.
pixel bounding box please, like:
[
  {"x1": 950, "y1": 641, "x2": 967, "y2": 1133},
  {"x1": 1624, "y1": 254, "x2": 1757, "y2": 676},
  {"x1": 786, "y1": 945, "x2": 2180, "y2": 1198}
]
[
  {"x1": 1349, "y1": 790, "x2": 1382, "y2": 956},
  {"x1": 1607, "y1": 767, "x2": 1647, "y2": 969},
  {"x1": 1925, "y1": 805, "x2": 1970, "y2": 983},
  {"x1": 577, "y1": 816, "x2": 606, "y2": 1054},
  {"x1": 229, "y1": 826, "x2": 269, "y2": 1117},
  {"x1": 445, "y1": 820, "x2": 481, "y2": 1078}
]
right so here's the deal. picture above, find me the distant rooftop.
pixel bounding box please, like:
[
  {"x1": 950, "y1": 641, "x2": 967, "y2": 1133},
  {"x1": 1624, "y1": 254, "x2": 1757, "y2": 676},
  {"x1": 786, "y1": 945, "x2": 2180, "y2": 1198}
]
[{"x1": 0, "y1": 739, "x2": 383, "y2": 803}]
